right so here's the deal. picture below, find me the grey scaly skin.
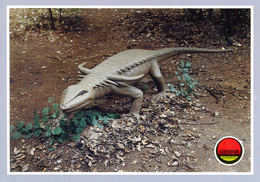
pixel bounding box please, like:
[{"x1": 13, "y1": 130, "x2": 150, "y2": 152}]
[{"x1": 60, "y1": 47, "x2": 233, "y2": 114}]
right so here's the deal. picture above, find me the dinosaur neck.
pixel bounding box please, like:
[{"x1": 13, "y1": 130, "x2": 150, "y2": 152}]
[{"x1": 93, "y1": 85, "x2": 112, "y2": 99}]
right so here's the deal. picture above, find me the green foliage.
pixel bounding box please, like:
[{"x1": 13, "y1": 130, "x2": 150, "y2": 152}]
[
  {"x1": 167, "y1": 60, "x2": 199, "y2": 101},
  {"x1": 52, "y1": 127, "x2": 63, "y2": 135},
  {"x1": 42, "y1": 107, "x2": 50, "y2": 115},
  {"x1": 72, "y1": 134, "x2": 81, "y2": 141},
  {"x1": 106, "y1": 112, "x2": 120, "y2": 119},
  {"x1": 48, "y1": 147, "x2": 56, "y2": 152},
  {"x1": 169, "y1": 74, "x2": 173, "y2": 79},
  {"x1": 34, "y1": 129, "x2": 42, "y2": 137},
  {"x1": 17, "y1": 121, "x2": 25, "y2": 131},
  {"x1": 24, "y1": 133, "x2": 34, "y2": 139},
  {"x1": 11, "y1": 98, "x2": 60, "y2": 141},
  {"x1": 11, "y1": 131, "x2": 22, "y2": 140},
  {"x1": 34, "y1": 114, "x2": 40, "y2": 122},
  {"x1": 25, "y1": 123, "x2": 33, "y2": 130},
  {"x1": 50, "y1": 110, "x2": 59, "y2": 119},
  {"x1": 42, "y1": 116, "x2": 49, "y2": 122},
  {"x1": 10, "y1": 97, "x2": 120, "y2": 151},
  {"x1": 10, "y1": 126, "x2": 15, "y2": 132},
  {"x1": 53, "y1": 108, "x2": 117, "y2": 145},
  {"x1": 34, "y1": 121, "x2": 40, "y2": 129},
  {"x1": 44, "y1": 129, "x2": 51, "y2": 138},
  {"x1": 70, "y1": 9, "x2": 79, "y2": 12},
  {"x1": 11, "y1": 121, "x2": 34, "y2": 139},
  {"x1": 52, "y1": 103, "x2": 59, "y2": 110},
  {"x1": 141, "y1": 84, "x2": 148, "y2": 91},
  {"x1": 48, "y1": 96, "x2": 55, "y2": 103}
]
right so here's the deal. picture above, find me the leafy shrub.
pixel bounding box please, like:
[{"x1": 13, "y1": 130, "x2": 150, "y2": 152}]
[{"x1": 167, "y1": 60, "x2": 198, "y2": 100}]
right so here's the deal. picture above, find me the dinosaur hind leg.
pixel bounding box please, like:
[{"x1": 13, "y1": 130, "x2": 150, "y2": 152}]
[{"x1": 149, "y1": 61, "x2": 166, "y2": 101}]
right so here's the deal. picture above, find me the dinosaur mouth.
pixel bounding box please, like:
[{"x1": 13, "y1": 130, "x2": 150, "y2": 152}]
[
  {"x1": 60, "y1": 105, "x2": 83, "y2": 113},
  {"x1": 60, "y1": 99, "x2": 93, "y2": 113}
]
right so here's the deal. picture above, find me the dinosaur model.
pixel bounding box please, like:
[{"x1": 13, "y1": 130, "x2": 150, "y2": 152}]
[{"x1": 60, "y1": 47, "x2": 232, "y2": 115}]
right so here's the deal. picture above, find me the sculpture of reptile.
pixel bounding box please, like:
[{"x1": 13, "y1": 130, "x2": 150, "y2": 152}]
[{"x1": 60, "y1": 47, "x2": 232, "y2": 115}]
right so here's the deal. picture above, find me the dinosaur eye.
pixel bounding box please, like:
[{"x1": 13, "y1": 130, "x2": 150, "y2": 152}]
[{"x1": 79, "y1": 90, "x2": 87, "y2": 96}]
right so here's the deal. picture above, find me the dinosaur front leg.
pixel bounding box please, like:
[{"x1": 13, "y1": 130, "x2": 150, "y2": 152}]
[
  {"x1": 149, "y1": 61, "x2": 166, "y2": 101},
  {"x1": 111, "y1": 83, "x2": 143, "y2": 114}
]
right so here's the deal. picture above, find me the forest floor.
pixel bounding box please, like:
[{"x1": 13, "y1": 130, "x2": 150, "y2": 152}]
[{"x1": 9, "y1": 8, "x2": 251, "y2": 173}]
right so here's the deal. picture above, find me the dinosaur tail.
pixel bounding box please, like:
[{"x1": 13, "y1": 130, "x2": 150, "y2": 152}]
[{"x1": 154, "y1": 47, "x2": 233, "y2": 63}]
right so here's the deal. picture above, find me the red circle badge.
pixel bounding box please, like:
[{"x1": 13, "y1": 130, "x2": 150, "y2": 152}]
[{"x1": 214, "y1": 136, "x2": 244, "y2": 165}]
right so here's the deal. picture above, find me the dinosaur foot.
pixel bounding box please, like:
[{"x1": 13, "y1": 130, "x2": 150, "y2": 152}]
[
  {"x1": 152, "y1": 91, "x2": 166, "y2": 103},
  {"x1": 122, "y1": 113, "x2": 141, "y2": 123}
]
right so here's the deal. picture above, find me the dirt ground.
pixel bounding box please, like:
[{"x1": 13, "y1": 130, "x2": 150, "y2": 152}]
[{"x1": 9, "y1": 8, "x2": 251, "y2": 172}]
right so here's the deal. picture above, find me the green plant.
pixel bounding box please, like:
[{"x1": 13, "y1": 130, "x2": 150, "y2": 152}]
[
  {"x1": 10, "y1": 121, "x2": 34, "y2": 139},
  {"x1": 48, "y1": 108, "x2": 119, "y2": 148},
  {"x1": 10, "y1": 96, "x2": 120, "y2": 151},
  {"x1": 141, "y1": 84, "x2": 148, "y2": 91},
  {"x1": 167, "y1": 60, "x2": 198, "y2": 101}
]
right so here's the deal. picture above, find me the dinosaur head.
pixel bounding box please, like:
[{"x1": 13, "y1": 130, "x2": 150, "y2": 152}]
[{"x1": 60, "y1": 84, "x2": 94, "y2": 113}]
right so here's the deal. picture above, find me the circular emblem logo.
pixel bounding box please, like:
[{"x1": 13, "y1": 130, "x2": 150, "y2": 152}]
[{"x1": 214, "y1": 136, "x2": 244, "y2": 165}]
